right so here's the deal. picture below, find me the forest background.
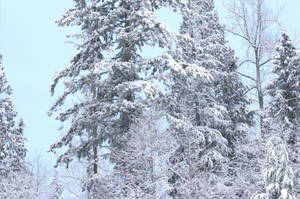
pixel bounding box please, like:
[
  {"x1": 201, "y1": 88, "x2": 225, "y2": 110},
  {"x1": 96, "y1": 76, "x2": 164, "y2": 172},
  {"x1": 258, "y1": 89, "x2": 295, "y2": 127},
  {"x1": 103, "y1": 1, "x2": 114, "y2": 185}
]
[
  {"x1": 2, "y1": 0, "x2": 300, "y2": 166},
  {"x1": 1, "y1": 0, "x2": 300, "y2": 198}
]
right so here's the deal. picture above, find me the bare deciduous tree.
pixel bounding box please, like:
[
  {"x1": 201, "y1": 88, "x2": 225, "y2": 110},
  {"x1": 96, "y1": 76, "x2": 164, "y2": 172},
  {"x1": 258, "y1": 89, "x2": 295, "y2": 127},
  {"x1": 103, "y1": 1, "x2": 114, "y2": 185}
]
[
  {"x1": 27, "y1": 153, "x2": 53, "y2": 196},
  {"x1": 225, "y1": 0, "x2": 280, "y2": 136}
]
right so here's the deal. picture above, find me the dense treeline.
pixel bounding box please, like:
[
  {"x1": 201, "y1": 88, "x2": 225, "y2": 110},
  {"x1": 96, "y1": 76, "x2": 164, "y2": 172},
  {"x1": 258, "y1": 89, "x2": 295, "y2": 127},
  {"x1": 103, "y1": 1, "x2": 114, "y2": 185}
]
[{"x1": 1, "y1": 0, "x2": 300, "y2": 199}]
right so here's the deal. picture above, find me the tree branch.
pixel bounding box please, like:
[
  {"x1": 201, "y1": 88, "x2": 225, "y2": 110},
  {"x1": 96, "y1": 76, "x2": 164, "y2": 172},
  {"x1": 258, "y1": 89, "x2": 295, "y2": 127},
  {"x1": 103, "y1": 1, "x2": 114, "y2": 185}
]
[
  {"x1": 238, "y1": 59, "x2": 256, "y2": 67},
  {"x1": 259, "y1": 58, "x2": 273, "y2": 68},
  {"x1": 225, "y1": 28, "x2": 255, "y2": 48},
  {"x1": 243, "y1": 86, "x2": 257, "y2": 96},
  {"x1": 237, "y1": 72, "x2": 256, "y2": 82}
]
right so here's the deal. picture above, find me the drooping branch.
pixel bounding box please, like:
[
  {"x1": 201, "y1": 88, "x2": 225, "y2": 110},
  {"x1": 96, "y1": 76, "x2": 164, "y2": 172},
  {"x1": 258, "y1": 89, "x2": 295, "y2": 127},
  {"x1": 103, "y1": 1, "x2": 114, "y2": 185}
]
[
  {"x1": 237, "y1": 72, "x2": 256, "y2": 82},
  {"x1": 238, "y1": 59, "x2": 256, "y2": 67}
]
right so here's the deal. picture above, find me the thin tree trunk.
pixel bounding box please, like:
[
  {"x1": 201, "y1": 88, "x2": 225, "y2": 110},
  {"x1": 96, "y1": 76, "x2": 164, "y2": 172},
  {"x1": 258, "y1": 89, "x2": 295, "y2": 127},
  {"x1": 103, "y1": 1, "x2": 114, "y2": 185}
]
[
  {"x1": 255, "y1": 51, "x2": 264, "y2": 137},
  {"x1": 225, "y1": 0, "x2": 279, "y2": 138},
  {"x1": 93, "y1": 127, "x2": 98, "y2": 175},
  {"x1": 87, "y1": 88, "x2": 98, "y2": 199},
  {"x1": 87, "y1": 153, "x2": 91, "y2": 199}
]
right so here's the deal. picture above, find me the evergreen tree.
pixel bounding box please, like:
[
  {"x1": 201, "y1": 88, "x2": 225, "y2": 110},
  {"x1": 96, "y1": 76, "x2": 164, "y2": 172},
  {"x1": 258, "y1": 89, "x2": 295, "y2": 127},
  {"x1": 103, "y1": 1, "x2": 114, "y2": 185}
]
[
  {"x1": 48, "y1": 0, "x2": 180, "y2": 196},
  {"x1": 266, "y1": 32, "x2": 300, "y2": 140},
  {"x1": 162, "y1": 0, "x2": 254, "y2": 198},
  {"x1": 161, "y1": 0, "x2": 227, "y2": 197},
  {"x1": 187, "y1": 1, "x2": 257, "y2": 198},
  {"x1": 0, "y1": 55, "x2": 26, "y2": 174},
  {"x1": 0, "y1": 55, "x2": 35, "y2": 198},
  {"x1": 253, "y1": 137, "x2": 295, "y2": 199},
  {"x1": 266, "y1": 32, "x2": 300, "y2": 196},
  {"x1": 183, "y1": 0, "x2": 253, "y2": 157}
]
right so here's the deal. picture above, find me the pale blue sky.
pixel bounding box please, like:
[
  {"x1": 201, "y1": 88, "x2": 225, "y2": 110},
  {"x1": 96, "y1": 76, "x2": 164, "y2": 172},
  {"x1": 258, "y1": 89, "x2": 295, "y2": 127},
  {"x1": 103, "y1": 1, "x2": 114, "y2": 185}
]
[{"x1": 1, "y1": 0, "x2": 300, "y2": 164}]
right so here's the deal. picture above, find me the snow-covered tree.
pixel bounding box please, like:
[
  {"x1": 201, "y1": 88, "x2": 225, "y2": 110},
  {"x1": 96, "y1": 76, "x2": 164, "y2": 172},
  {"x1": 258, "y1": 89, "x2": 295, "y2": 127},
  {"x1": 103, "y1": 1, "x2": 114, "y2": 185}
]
[
  {"x1": 0, "y1": 55, "x2": 26, "y2": 174},
  {"x1": 182, "y1": 0, "x2": 253, "y2": 156},
  {"x1": 160, "y1": 0, "x2": 254, "y2": 197},
  {"x1": 266, "y1": 32, "x2": 300, "y2": 139},
  {"x1": 158, "y1": 2, "x2": 227, "y2": 197},
  {"x1": 225, "y1": 0, "x2": 280, "y2": 137},
  {"x1": 47, "y1": 171, "x2": 63, "y2": 199},
  {"x1": 0, "y1": 171, "x2": 40, "y2": 199},
  {"x1": 253, "y1": 137, "x2": 295, "y2": 199},
  {"x1": 48, "y1": 0, "x2": 180, "y2": 196},
  {"x1": 0, "y1": 55, "x2": 41, "y2": 199},
  {"x1": 91, "y1": 112, "x2": 177, "y2": 199},
  {"x1": 265, "y1": 32, "x2": 300, "y2": 196},
  {"x1": 0, "y1": 169, "x2": 57, "y2": 199}
]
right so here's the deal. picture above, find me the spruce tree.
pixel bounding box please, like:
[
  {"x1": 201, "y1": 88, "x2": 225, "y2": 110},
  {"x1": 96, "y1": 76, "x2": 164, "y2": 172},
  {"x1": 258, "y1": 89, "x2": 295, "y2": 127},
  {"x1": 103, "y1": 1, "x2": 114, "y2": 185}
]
[
  {"x1": 0, "y1": 55, "x2": 32, "y2": 198},
  {"x1": 188, "y1": 1, "x2": 257, "y2": 198},
  {"x1": 0, "y1": 55, "x2": 26, "y2": 174},
  {"x1": 48, "y1": 0, "x2": 180, "y2": 196},
  {"x1": 253, "y1": 137, "x2": 295, "y2": 199},
  {"x1": 162, "y1": 0, "x2": 227, "y2": 197},
  {"x1": 266, "y1": 32, "x2": 300, "y2": 196},
  {"x1": 162, "y1": 0, "x2": 254, "y2": 197},
  {"x1": 183, "y1": 0, "x2": 253, "y2": 156},
  {"x1": 266, "y1": 32, "x2": 300, "y2": 140}
]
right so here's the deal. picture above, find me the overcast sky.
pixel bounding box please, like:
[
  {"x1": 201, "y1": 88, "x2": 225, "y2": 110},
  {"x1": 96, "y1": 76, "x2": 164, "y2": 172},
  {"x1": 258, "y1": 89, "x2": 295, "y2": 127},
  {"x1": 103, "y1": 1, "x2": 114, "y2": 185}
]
[{"x1": 1, "y1": 0, "x2": 300, "y2": 165}]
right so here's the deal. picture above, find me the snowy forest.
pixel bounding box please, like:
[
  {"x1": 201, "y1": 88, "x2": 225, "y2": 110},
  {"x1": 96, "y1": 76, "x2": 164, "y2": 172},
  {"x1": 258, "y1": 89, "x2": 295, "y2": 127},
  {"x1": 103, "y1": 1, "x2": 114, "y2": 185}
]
[{"x1": 1, "y1": 0, "x2": 300, "y2": 198}]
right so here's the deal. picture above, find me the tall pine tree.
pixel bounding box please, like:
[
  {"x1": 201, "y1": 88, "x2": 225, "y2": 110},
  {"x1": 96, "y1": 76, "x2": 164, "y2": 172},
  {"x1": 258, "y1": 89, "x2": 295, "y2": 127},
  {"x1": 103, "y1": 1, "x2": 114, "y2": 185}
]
[
  {"x1": 162, "y1": 0, "x2": 254, "y2": 198},
  {"x1": 0, "y1": 55, "x2": 26, "y2": 174},
  {"x1": 266, "y1": 32, "x2": 300, "y2": 197},
  {"x1": 48, "y1": 0, "x2": 180, "y2": 197},
  {"x1": 266, "y1": 32, "x2": 300, "y2": 141},
  {"x1": 0, "y1": 55, "x2": 32, "y2": 198}
]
